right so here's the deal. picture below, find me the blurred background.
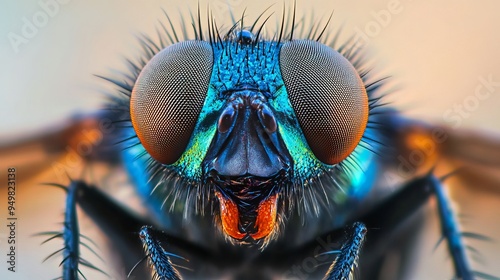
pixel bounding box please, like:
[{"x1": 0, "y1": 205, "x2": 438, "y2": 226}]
[{"x1": 0, "y1": 0, "x2": 499, "y2": 279}]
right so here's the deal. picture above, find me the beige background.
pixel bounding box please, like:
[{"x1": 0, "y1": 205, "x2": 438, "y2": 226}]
[{"x1": 1, "y1": 0, "x2": 499, "y2": 279}]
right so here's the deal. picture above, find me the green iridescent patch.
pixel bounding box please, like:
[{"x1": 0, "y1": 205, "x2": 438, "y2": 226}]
[
  {"x1": 270, "y1": 85, "x2": 326, "y2": 181},
  {"x1": 171, "y1": 85, "x2": 224, "y2": 179}
]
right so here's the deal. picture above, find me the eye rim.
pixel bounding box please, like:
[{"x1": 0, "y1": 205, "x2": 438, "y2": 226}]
[
  {"x1": 279, "y1": 39, "x2": 369, "y2": 165},
  {"x1": 130, "y1": 40, "x2": 214, "y2": 165}
]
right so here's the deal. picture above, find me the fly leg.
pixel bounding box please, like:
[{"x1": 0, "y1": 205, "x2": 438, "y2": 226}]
[
  {"x1": 39, "y1": 180, "x2": 108, "y2": 280},
  {"x1": 40, "y1": 178, "x2": 159, "y2": 278},
  {"x1": 428, "y1": 175, "x2": 473, "y2": 280},
  {"x1": 72, "y1": 179, "x2": 153, "y2": 278},
  {"x1": 55, "y1": 179, "x2": 208, "y2": 279},
  {"x1": 357, "y1": 172, "x2": 488, "y2": 280},
  {"x1": 323, "y1": 222, "x2": 367, "y2": 280},
  {"x1": 139, "y1": 226, "x2": 186, "y2": 280}
]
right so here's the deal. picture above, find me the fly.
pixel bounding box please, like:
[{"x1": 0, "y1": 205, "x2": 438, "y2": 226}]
[{"x1": 2, "y1": 2, "x2": 500, "y2": 280}]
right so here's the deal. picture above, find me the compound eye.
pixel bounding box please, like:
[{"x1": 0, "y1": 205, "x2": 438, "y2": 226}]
[
  {"x1": 279, "y1": 40, "x2": 368, "y2": 165},
  {"x1": 130, "y1": 41, "x2": 213, "y2": 164}
]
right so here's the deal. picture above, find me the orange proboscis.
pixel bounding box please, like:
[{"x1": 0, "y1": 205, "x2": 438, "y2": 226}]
[
  {"x1": 215, "y1": 191, "x2": 246, "y2": 240},
  {"x1": 250, "y1": 194, "x2": 278, "y2": 240}
]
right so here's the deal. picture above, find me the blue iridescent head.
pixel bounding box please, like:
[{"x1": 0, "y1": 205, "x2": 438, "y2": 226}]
[{"x1": 124, "y1": 7, "x2": 383, "y2": 245}]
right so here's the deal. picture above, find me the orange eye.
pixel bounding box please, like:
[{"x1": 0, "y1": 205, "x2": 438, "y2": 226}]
[
  {"x1": 130, "y1": 41, "x2": 213, "y2": 164},
  {"x1": 279, "y1": 40, "x2": 368, "y2": 165}
]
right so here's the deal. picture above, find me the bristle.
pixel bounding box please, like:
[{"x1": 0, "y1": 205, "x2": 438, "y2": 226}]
[
  {"x1": 254, "y1": 13, "x2": 274, "y2": 49},
  {"x1": 316, "y1": 12, "x2": 333, "y2": 42},
  {"x1": 197, "y1": 2, "x2": 203, "y2": 41},
  {"x1": 277, "y1": 2, "x2": 286, "y2": 46},
  {"x1": 289, "y1": 0, "x2": 297, "y2": 40},
  {"x1": 307, "y1": 17, "x2": 321, "y2": 40},
  {"x1": 163, "y1": 9, "x2": 180, "y2": 42},
  {"x1": 206, "y1": 7, "x2": 213, "y2": 45}
]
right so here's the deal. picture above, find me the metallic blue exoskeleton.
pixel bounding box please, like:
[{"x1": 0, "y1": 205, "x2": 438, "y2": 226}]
[{"x1": 31, "y1": 5, "x2": 500, "y2": 280}]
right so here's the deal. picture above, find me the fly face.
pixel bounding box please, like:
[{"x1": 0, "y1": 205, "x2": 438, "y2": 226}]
[{"x1": 128, "y1": 17, "x2": 375, "y2": 246}]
